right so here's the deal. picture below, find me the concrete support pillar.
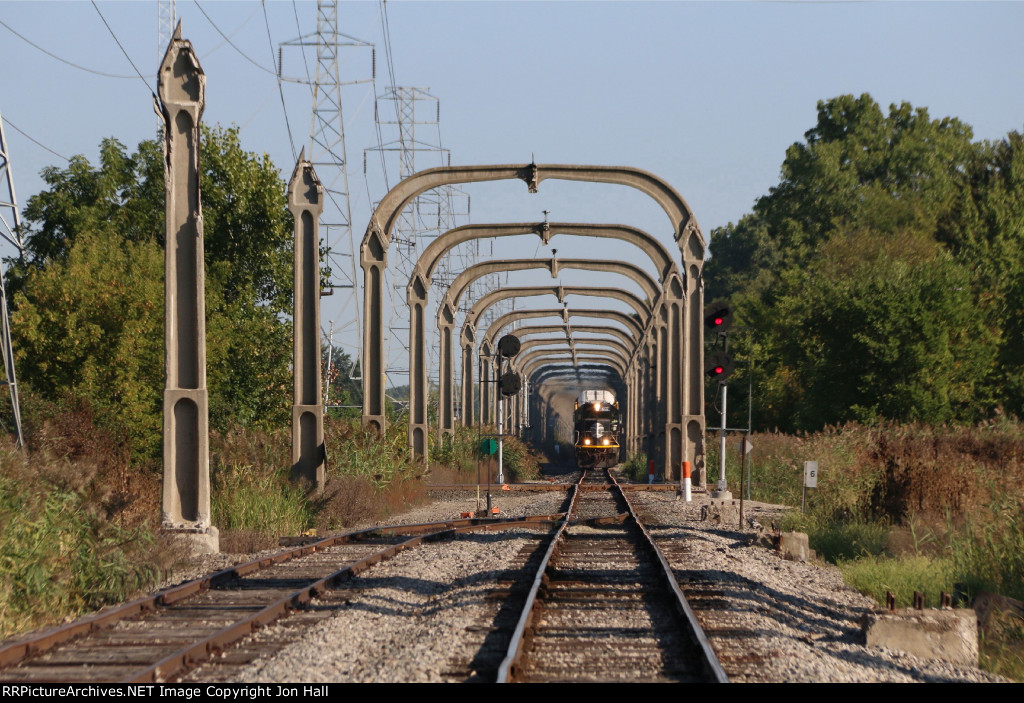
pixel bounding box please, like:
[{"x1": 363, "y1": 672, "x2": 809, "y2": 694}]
[
  {"x1": 460, "y1": 324, "x2": 475, "y2": 427},
  {"x1": 627, "y1": 364, "x2": 637, "y2": 456},
  {"x1": 158, "y1": 25, "x2": 217, "y2": 553},
  {"x1": 360, "y1": 230, "x2": 387, "y2": 435},
  {"x1": 480, "y1": 341, "x2": 492, "y2": 426},
  {"x1": 654, "y1": 308, "x2": 668, "y2": 476},
  {"x1": 437, "y1": 300, "x2": 456, "y2": 442},
  {"x1": 645, "y1": 332, "x2": 657, "y2": 462},
  {"x1": 680, "y1": 223, "x2": 708, "y2": 488},
  {"x1": 288, "y1": 154, "x2": 325, "y2": 490},
  {"x1": 664, "y1": 278, "x2": 685, "y2": 482},
  {"x1": 407, "y1": 274, "x2": 428, "y2": 463}
]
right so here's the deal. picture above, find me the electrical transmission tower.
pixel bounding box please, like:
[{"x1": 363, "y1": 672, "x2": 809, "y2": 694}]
[
  {"x1": 365, "y1": 87, "x2": 471, "y2": 404},
  {"x1": 0, "y1": 108, "x2": 25, "y2": 446},
  {"x1": 278, "y1": 1, "x2": 375, "y2": 406},
  {"x1": 158, "y1": 0, "x2": 176, "y2": 59}
]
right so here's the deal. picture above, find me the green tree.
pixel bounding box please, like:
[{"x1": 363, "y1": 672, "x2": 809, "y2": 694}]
[
  {"x1": 706, "y1": 94, "x2": 1010, "y2": 431},
  {"x1": 9, "y1": 126, "x2": 294, "y2": 456}
]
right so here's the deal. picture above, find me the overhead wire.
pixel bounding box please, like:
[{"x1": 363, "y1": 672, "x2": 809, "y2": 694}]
[
  {"x1": 2, "y1": 117, "x2": 69, "y2": 162},
  {"x1": 291, "y1": 0, "x2": 315, "y2": 104},
  {"x1": 261, "y1": 0, "x2": 297, "y2": 162},
  {"x1": 90, "y1": 0, "x2": 155, "y2": 98},
  {"x1": 194, "y1": 0, "x2": 276, "y2": 75},
  {"x1": 0, "y1": 18, "x2": 148, "y2": 80},
  {"x1": 197, "y1": 3, "x2": 262, "y2": 59}
]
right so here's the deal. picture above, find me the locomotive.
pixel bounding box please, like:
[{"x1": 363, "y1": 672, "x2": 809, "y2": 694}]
[{"x1": 573, "y1": 390, "x2": 621, "y2": 469}]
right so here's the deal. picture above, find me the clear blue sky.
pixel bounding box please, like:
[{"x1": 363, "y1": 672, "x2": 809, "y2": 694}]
[{"x1": 2, "y1": 1, "x2": 1023, "y2": 378}]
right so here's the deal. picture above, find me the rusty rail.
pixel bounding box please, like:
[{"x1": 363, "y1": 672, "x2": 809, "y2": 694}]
[{"x1": 0, "y1": 513, "x2": 563, "y2": 680}]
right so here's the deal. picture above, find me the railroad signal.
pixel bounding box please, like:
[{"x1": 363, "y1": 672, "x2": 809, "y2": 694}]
[
  {"x1": 497, "y1": 334, "x2": 521, "y2": 357},
  {"x1": 705, "y1": 350, "x2": 734, "y2": 381},
  {"x1": 499, "y1": 371, "x2": 521, "y2": 396},
  {"x1": 704, "y1": 302, "x2": 733, "y2": 334}
]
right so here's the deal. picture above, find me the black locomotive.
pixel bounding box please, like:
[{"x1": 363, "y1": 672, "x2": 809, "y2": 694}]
[{"x1": 573, "y1": 390, "x2": 621, "y2": 469}]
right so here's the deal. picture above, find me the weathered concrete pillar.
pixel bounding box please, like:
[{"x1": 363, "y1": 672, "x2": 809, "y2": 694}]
[
  {"x1": 407, "y1": 274, "x2": 428, "y2": 462},
  {"x1": 480, "y1": 340, "x2": 492, "y2": 425},
  {"x1": 437, "y1": 299, "x2": 456, "y2": 443},
  {"x1": 680, "y1": 223, "x2": 708, "y2": 488},
  {"x1": 460, "y1": 323, "x2": 475, "y2": 427},
  {"x1": 158, "y1": 25, "x2": 217, "y2": 553},
  {"x1": 654, "y1": 307, "x2": 668, "y2": 476},
  {"x1": 664, "y1": 276, "x2": 685, "y2": 481},
  {"x1": 360, "y1": 231, "x2": 387, "y2": 436},
  {"x1": 288, "y1": 153, "x2": 325, "y2": 490}
]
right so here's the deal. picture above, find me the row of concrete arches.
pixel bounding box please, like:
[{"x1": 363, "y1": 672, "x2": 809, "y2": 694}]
[{"x1": 359, "y1": 163, "x2": 709, "y2": 486}]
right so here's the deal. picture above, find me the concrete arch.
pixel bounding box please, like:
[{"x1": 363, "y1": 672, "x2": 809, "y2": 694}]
[
  {"x1": 520, "y1": 351, "x2": 628, "y2": 379},
  {"x1": 457, "y1": 288, "x2": 647, "y2": 430},
  {"x1": 507, "y1": 324, "x2": 636, "y2": 351},
  {"x1": 516, "y1": 335, "x2": 632, "y2": 360},
  {"x1": 484, "y1": 308, "x2": 644, "y2": 348},
  {"x1": 467, "y1": 285, "x2": 650, "y2": 325},
  {"x1": 416, "y1": 222, "x2": 677, "y2": 287},
  {"x1": 510, "y1": 343, "x2": 629, "y2": 438}
]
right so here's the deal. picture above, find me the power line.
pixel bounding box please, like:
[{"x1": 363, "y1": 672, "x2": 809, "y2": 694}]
[
  {"x1": 1, "y1": 117, "x2": 69, "y2": 162},
  {"x1": 0, "y1": 18, "x2": 149, "y2": 80},
  {"x1": 194, "y1": 0, "x2": 276, "y2": 75},
  {"x1": 90, "y1": 0, "x2": 154, "y2": 98},
  {"x1": 261, "y1": 0, "x2": 297, "y2": 162}
]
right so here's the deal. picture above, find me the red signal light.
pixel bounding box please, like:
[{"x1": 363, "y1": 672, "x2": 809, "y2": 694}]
[{"x1": 713, "y1": 317, "x2": 724, "y2": 326}]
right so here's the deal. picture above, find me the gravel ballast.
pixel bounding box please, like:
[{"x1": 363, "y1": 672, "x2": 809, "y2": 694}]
[{"x1": 182, "y1": 484, "x2": 1007, "y2": 683}]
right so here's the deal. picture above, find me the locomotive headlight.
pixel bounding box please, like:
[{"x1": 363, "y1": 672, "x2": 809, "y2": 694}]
[
  {"x1": 583, "y1": 438, "x2": 591, "y2": 445},
  {"x1": 602, "y1": 437, "x2": 611, "y2": 445},
  {"x1": 593, "y1": 402, "x2": 601, "y2": 410}
]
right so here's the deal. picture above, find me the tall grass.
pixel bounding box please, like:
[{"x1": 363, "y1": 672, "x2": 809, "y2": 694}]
[
  {"x1": 0, "y1": 402, "x2": 170, "y2": 639},
  {"x1": 211, "y1": 464, "x2": 314, "y2": 536},
  {"x1": 737, "y1": 421, "x2": 1024, "y2": 679}
]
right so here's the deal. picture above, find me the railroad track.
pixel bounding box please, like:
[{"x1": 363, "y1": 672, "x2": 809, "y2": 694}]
[
  {"x1": 0, "y1": 515, "x2": 560, "y2": 684},
  {"x1": 1, "y1": 472, "x2": 727, "y2": 683},
  {"x1": 495, "y1": 469, "x2": 727, "y2": 683}
]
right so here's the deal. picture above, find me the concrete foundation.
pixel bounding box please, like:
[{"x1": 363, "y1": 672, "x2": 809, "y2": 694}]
[
  {"x1": 863, "y1": 609, "x2": 978, "y2": 666},
  {"x1": 164, "y1": 526, "x2": 220, "y2": 556},
  {"x1": 779, "y1": 531, "x2": 812, "y2": 562}
]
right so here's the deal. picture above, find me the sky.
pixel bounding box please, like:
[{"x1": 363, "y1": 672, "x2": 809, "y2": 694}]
[{"x1": 2, "y1": 0, "x2": 1023, "y2": 387}]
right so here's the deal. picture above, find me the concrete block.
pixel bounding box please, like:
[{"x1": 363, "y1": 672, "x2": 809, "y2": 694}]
[
  {"x1": 780, "y1": 531, "x2": 810, "y2": 562},
  {"x1": 165, "y1": 526, "x2": 220, "y2": 556},
  {"x1": 863, "y1": 609, "x2": 978, "y2": 666}
]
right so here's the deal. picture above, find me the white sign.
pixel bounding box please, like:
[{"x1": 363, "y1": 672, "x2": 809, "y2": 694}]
[
  {"x1": 804, "y1": 461, "x2": 818, "y2": 488},
  {"x1": 738, "y1": 439, "x2": 754, "y2": 454}
]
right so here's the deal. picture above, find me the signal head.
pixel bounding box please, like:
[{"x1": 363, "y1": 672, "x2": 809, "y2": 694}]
[
  {"x1": 704, "y1": 302, "x2": 733, "y2": 334},
  {"x1": 704, "y1": 350, "x2": 735, "y2": 382}
]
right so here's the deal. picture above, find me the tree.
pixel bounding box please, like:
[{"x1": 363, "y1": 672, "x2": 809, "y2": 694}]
[
  {"x1": 8, "y1": 126, "x2": 295, "y2": 457},
  {"x1": 705, "y1": 94, "x2": 1011, "y2": 431}
]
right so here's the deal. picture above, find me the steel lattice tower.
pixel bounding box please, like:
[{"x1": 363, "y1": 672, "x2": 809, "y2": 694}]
[
  {"x1": 158, "y1": 0, "x2": 176, "y2": 60},
  {"x1": 281, "y1": 1, "x2": 373, "y2": 391},
  {"x1": 366, "y1": 87, "x2": 471, "y2": 406},
  {"x1": 0, "y1": 108, "x2": 25, "y2": 446}
]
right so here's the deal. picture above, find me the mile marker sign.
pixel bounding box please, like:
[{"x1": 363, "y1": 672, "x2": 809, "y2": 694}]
[{"x1": 804, "y1": 461, "x2": 818, "y2": 488}]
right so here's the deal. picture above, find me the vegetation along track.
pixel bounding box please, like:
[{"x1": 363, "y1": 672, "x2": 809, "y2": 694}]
[
  {"x1": 0, "y1": 515, "x2": 560, "y2": 683},
  {"x1": 497, "y1": 469, "x2": 728, "y2": 683}
]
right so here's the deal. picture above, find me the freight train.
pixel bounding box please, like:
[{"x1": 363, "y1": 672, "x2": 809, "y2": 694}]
[{"x1": 573, "y1": 390, "x2": 621, "y2": 469}]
